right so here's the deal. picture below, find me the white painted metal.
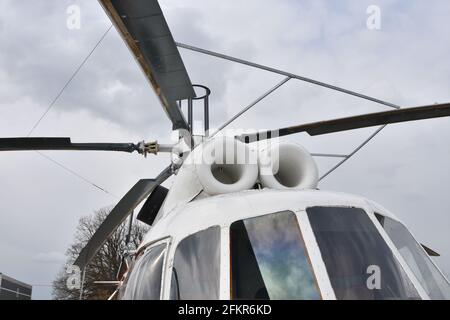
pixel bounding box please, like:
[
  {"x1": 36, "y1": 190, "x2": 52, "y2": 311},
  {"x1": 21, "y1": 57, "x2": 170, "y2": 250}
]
[
  {"x1": 159, "y1": 163, "x2": 203, "y2": 218},
  {"x1": 134, "y1": 237, "x2": 171, "y2": 300},
  {"x1": 142, "y1": 189, "x2": 404, "y2": 250},
  {"x1": 369, "y1": 201, "x2": 450, "y2": 286},
  {"x1": 160, "y1": 139, "x2": 318, "y2": 221},
  {"x1": 194, "y1": 137, "x2": 258, "y2": 195},
  {"x1": 159, "y1": 136, "x2": 259, "y2": 217},
  {"x1": 365, "y1": 208, "x2": 430, "y2": 299},
  {"x1": 258, "y1": 143, "x2": 319, "y2": 190},
  {"x1": 219, "y1": 226, "x2": 231, "y2": 300},
  {"x1": 296, "y1": 211, "x2": 336, "y2": 300},
  {"x1": 132, "y1": 187, "x2": 443, "y2": 300}
]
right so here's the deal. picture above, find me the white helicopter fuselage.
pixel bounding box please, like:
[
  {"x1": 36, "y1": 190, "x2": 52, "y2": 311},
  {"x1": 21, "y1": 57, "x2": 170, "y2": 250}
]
[
  {"x1": 143, "y1": 188, "x2": 385, "y2": 300},
  {"x1": 121, "y1": 187, "x2": 449, "y2": 300},
  {"x1": 114, "y1": 138, "x2": 450, "y2": 300}
]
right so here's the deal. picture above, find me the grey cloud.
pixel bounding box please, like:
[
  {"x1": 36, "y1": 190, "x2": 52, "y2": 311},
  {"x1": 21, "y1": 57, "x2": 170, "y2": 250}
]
[{"x1": 32, "y1": 251, "x2": 66, "y2": 264}]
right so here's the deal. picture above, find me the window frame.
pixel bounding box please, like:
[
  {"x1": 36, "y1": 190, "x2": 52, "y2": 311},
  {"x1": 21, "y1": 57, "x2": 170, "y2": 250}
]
[
  {"x1": 159, "y1": 202, "x2": 435, "y2": 300},
  {"x1": 367, "y1": 210, "x2": 430, "y2": 299},
  {"x1": 374, "y1": 211, "x2": 450, "y2": 297},
  {"x1": 296, "y1": 210, "x2": 336, "y2": 299},
  {"x1": 123, "y1": 236, "x2": 171, "y2": 300},
  {"x1": 164, "y1": 226, "x2": 223, "y2": 300},
  {"x1": 303, "y1": 204, "x2": 431, "y2": 300}
]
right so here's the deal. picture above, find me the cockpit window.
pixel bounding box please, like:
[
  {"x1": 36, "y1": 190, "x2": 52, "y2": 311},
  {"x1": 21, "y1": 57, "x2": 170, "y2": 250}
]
[
  {"x1": 230, "y1": 211, "x2": 321, "y2": 300},
  {"x1": 170, "y1": 226, "x2": 221, "y2": 300},
  {"x1": 375, "y1": 213, "x2": 450, "y2": 299},
  {"x1": 307, "y1": 207, "x2": 420, "y2": 300},
  {"x1": 122, "y1": 243, "x2": 166, "y2": 300}
]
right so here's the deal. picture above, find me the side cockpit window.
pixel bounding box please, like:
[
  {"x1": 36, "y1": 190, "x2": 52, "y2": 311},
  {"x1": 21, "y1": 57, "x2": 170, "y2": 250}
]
[
  {"x1": 375, "y1": 213, "x2": 450, "y2": 300},
  {"x1": 307, "y1": 207, "x2": 420, "y2": 300},
  {"x1": 122, "y1": 243, "x2": 167, "y2": 300},
  {"x1": 230, "y1": 211, "x2": 321, "y2": 300},
  {"x1": 170, "y1": 226, "x2": 221, "y2": 300}
]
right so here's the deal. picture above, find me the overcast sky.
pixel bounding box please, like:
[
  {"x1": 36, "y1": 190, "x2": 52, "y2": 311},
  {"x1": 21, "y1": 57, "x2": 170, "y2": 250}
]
[{"x1": 0, "y1": 0, "x2": 449, "y2": 299}]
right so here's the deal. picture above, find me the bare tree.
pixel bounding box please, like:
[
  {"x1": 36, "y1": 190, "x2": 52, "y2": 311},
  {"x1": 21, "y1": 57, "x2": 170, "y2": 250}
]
[{"x1": 52, "y1": 207, "x2": 148, "y2": 300}]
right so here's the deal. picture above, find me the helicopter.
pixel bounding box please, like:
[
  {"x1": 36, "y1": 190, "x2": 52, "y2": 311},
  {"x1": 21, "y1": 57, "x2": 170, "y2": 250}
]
[{"x1": 1, "y1": 0, "x2": 450, "y2": 300}]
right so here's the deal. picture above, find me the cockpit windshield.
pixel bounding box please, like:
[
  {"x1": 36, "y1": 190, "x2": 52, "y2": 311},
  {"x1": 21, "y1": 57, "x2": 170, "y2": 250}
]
[
  {"x1": 375, "y1": 214, "x2": 450, "y2": 299},
  {"x1": 123, "y1": 205, "x2": 448, "y2": 300},
  {"x1": 230, "y1": 211, "x2": 321, "y2": 299},
  {"x1": 307, "y1": 207, "x2": 420, "y2": 300}
]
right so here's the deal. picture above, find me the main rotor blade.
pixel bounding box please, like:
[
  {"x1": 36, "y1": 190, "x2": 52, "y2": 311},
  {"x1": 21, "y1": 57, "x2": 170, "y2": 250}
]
[
  {"x1": 238, "y1": 103, "x2": 450, "y2": 142},
  {"x1": 99, "y1": 0, "x2": 195, "y2": 130},
  {"x1": 73, "y1": 166, "x2": 172, "y2": 270},
  {"x1": 0, "y1": 137, "x2": 139, "y2": 153}
]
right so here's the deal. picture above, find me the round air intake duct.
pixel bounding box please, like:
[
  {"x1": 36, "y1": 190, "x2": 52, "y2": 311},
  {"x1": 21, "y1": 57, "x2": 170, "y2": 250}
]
[
  {"x1": 194, "y1": 137, "x2": 258, "y2": 195},
  {"x1": 258, "y1": 143, "x2": 318, "y2": 190}
]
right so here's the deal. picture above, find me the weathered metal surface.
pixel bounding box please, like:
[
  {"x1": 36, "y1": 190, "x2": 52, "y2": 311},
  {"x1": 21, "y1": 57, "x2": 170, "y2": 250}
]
[
  {"x1": 239, "y1": 103, "x2": 450, "y2": 142},
  {"x1": 100, "y1": 0, "x2": 195, "y2": 130}
]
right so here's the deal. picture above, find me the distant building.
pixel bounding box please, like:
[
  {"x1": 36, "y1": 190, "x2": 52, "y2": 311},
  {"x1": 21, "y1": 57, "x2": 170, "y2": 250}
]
[{"x1": 0, "y1": 273, "x2": 32, "y2": 300}]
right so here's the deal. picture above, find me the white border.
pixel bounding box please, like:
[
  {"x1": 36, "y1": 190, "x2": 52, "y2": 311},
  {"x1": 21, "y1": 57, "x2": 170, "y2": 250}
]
[{"x1": 296, "y1": 210, "x2": 336, "y2": 300}]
